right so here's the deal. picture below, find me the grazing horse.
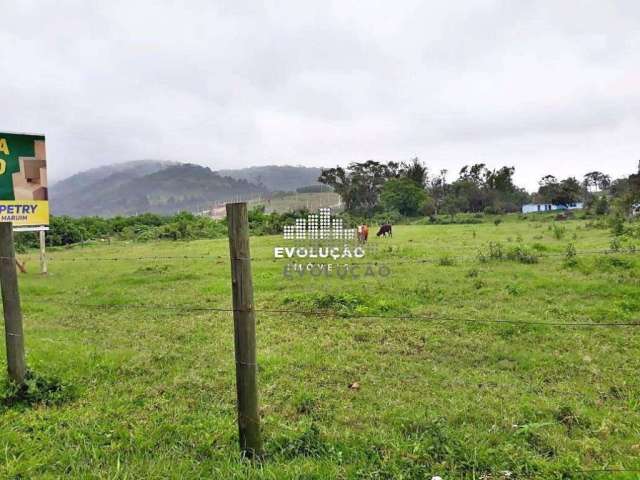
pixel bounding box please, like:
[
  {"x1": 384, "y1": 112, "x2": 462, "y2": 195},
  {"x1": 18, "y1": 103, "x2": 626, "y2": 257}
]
[{"x1": 376, "y1": 224, "x2": 392, "y2": 238}]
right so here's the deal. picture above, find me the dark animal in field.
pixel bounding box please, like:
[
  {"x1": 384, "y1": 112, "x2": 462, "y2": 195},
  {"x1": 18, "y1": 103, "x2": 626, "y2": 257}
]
[{"x1": 376, "y1": 224, "x2": 392, "y2": 237}]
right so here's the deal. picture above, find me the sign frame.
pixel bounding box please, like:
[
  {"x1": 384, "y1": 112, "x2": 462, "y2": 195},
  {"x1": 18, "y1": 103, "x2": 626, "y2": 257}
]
[{"x1": 0, "y1": 131, "x2": 49, "y2": 227}]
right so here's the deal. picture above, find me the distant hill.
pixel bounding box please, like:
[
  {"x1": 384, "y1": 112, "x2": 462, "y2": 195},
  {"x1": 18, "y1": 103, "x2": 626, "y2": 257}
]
[
  {"x1": 51, "y1": 162, "x2": 267, "y2": 217},
  {"x1": 218, "y1": 165, "x2": 323, "y2": 192},
  {"x1": 51, "y1": 160, "x2": 177, "y2": 203}
]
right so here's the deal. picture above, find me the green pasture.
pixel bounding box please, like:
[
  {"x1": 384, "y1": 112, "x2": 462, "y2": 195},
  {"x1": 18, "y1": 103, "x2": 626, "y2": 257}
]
[{"x1": 1, "y1": 215, "x2": 640, "y2": 479}]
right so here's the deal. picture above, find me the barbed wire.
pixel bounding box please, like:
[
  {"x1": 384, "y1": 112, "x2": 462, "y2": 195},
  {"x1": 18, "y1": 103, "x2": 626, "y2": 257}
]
[
  {"x1": 4, "y1": 246, "x2": 640, "y2": 265},
  {"x1": 24, "y1": 299, "x2": 640, "y2": 328},
  {"x1": 8, "y1": 254, "x2": 221, "y2": 262}
]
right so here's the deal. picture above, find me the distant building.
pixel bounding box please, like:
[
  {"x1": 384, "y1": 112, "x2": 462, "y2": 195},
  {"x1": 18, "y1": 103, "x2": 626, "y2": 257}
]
[
  {"x1": 522, "y1": 202, "x2": 583, "y2": 214},
  {"x1": 632, "y1": 203, "x2": 640, "y2": 217}
]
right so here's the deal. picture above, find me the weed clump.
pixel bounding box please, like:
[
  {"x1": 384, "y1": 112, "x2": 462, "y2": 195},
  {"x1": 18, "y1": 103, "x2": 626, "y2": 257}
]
[
  {"x1": 563, "y1": 243, "x2": 577, "y2": 268},
  {"x1": 438, "y1": 256, "x2": 456, "y2": 266},
  {"x1": 506, "y1": 246, "x2": 539, "y2": 264},
  {"x1": 294, "y1": 393, "x2": 319, "y2": 416},
  {"x1": 282, "y1": 292, "x2": 406, "y2": 316},
  {"x1": 271, "y1": 424, "x2": 330, "y2": 459},
  {"x1": 609, "y1": 237, "x2": 622, "y2": 252},
  {"x1": 552, "y1": 224, "x2": 566, "y2": 240},
  {"x1": 0, "y1": 371, "x2": 76, "y2": 409},
  {"x1": 554, "y1": 405, "x2": 590, "y2": 431},
  {"x1": 477, "y1": 241, "x2": 503, "y2": 262},
  {"x1": 478, "y1": 242, "x2": 538, "y2": 264}
]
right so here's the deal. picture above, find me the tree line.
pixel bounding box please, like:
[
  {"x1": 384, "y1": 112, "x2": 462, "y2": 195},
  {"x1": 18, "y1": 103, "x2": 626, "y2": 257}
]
[
  {"x1": 318, "y1": 159, "x2": 640, "y2": 219},
  {"x1": 12, "y1": 207, "x2": 312, "y2": 251}
]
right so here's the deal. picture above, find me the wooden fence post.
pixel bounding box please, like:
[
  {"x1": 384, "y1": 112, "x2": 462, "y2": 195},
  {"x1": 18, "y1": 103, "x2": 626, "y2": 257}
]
[
  {"x1": 0, "y1": 223, "x2": 27, "y2": 384},
  {"x1": 226, "y1": 202, "x2": 263, "y2": 458}
]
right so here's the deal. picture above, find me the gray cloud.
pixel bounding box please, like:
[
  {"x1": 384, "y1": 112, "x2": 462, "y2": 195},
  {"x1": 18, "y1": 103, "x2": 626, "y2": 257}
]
[{"x1": 1, "y1": 0, "x2": 639, "y2": 190}]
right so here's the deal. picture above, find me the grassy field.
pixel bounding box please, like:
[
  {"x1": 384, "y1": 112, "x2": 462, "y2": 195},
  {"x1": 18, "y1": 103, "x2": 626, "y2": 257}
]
[{"x1": 1, "y1": 215, "x2": 640, "y2": 479}]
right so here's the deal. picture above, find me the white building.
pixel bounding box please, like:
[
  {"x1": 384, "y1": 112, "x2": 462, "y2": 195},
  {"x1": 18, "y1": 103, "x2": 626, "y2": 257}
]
[{"x1": 522, "y1": 202, "x2": 583, "y2": 214}]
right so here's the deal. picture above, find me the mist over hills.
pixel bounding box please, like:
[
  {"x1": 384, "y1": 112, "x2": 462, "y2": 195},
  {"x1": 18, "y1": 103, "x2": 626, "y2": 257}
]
[
  {"x1": 218, "y1": 165, "x2": 323, "y2": 192},
  {"x1": 50, "y1": 161, "x2": 323, "y2": 216}
]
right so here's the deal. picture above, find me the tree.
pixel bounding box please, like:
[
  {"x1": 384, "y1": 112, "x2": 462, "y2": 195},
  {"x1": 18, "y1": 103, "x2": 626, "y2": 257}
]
[
  {"x1": 319, "y1": 161, "x2": 399, "y2": 215},
  {"x1": 537, "y1": 175, "x2": 582, "y2": 205},
  {"x1": 447, "y1": 164, "x2": 526, "y2": 213},
  {"x1": 458, "y1": 163, "x2": 487, "y2": 186},
  {"x1": 583, "y1": 171, "x2": 611, "y2": 192},
  {"x1": 556, "y1": 177, "x2": 583, "y2": 205},
  {"x1": 400, "y1": 157, "x2": 428, "y2": 188},
  {"x1": 485, "y1": 166, "x2": 517, "y2": 193},
  {"x1": 441, "y1": 193, "x2": 467, "y2": 219},
  {"x1": 380, "y1": 177, "x2": 428, "y2": 216},
  {"x1": 428, "y1": 169, "x2": 449, "y2": 215},
  {"x1": 318, "y1": 166, "x2": 356, "y2": 211}
]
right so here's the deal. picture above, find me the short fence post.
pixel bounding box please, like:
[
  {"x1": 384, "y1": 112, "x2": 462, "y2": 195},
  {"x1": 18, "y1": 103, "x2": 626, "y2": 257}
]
[
  {"x1": 0, "y1": 222, "x2": 27, "y2": 384},
  {"x1": 39, "y1": 229, "x2": 48, "y2": 275},
  {"x1": 226, "y1": 202, "x2": 263, "y2": 458}
]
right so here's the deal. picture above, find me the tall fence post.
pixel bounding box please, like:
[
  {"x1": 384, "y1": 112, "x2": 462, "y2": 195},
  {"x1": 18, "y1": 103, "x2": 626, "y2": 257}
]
[
  {"x1": 0, "y1": 222, "x2": 27, "y2": 384},
  {"x1": 39, "y1": 229, "x2": 48, "y2": 275},
  {"x1": 226, "y1": 202, "x2": 263, "y2": 458}
]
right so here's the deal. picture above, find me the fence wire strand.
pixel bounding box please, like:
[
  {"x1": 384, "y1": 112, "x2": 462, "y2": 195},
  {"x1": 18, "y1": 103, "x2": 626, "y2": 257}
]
[
  {"x1": 24, "y1": 299, "x2": 640, "y2": 328},
  {"x1": 4, "y1": 246, "x2": 639, "y2": 264}
]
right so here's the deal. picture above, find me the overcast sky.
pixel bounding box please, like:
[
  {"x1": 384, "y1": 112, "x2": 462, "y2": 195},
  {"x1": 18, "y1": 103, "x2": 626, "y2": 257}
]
[{"x1": 2, "y1": 0, "x2": 639, "y2": 190}]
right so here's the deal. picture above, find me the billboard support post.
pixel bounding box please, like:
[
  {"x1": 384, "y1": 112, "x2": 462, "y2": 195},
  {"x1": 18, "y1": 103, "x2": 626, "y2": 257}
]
[
  {"x1": 39, "y1": 229, "x2": 47, "y2": 275},
  {"x1": 0, "y1": 222, "x2": 27, "y2": 384}
]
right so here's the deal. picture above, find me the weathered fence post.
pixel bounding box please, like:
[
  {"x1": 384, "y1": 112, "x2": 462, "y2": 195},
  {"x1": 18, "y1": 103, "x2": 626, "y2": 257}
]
[
  {"x1": 0, "y1": 222, "x2": 27, "y2": 384},
  {"x1": 39, "y1": 229, "x2": 48, "y2": 275},
  {"x1": 226, "y1": 202, "x2": 263, "y2": 458}
]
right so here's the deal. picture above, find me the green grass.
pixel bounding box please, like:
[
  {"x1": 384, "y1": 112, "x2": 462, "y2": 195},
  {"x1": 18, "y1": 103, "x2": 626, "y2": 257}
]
[{"x1": 2, "y1": 216, "x2": 640, "y2": 478}]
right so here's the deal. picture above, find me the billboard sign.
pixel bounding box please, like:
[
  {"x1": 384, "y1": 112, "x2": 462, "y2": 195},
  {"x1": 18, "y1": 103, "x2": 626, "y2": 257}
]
[{"x1": 0, "y1": 132, "x2": 49, "y2": 226}]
